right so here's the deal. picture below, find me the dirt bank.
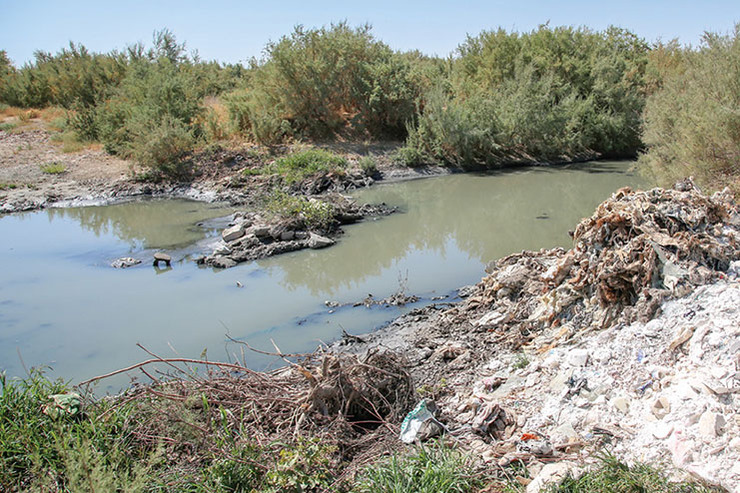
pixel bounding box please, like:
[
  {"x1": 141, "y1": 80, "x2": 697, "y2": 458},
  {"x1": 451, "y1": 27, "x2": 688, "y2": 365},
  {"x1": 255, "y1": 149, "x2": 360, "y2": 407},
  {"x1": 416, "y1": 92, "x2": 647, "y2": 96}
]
[{"x1": 0, "y1": 127, "x2": 448, "y2": 214}]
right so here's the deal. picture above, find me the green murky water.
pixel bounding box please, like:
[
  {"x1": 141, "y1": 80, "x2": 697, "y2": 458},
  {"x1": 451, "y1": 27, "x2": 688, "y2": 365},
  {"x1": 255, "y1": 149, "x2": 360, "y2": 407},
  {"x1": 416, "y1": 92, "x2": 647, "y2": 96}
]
[{"x1": 0, "y1": 161, "x2": 645, "y2": 391}]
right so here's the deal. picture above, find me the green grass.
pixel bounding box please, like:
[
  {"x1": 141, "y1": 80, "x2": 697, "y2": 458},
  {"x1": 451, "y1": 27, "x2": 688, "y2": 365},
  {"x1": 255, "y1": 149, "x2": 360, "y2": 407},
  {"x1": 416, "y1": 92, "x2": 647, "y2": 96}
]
[
  {"x1": 40, "y1": 162, "x2": 67, "y2": 174},
  {"x1": 544, "y1": 454, "x2": 723, "y2": 493},
  {"x1": 0, "y1": 122, "x2": 17, "y2": 132},
  {"x1": 352, "y1": 440, "x2": 484, "y2": 493},
  {"x1": 512, "y1": 352, "x2": 530, "y2": 369},
  {"x1": 50, "y1": 130, "x2": 86, "y2": 153},
  {"x1": 358, "y1": 155, "x2": 378, "y2": 174},
  {"x1": 0, "y1": 370, "x2": 154, "y2": 492},
  {"x1": 0, "y1": 183, "x2": 17, "y2": 190},
  {"x1": 268, "y1": 148, "x2": 347, "y2": 185},
  {"x1": 266, "y1": 191, "x2": 335, "y2": 230}
]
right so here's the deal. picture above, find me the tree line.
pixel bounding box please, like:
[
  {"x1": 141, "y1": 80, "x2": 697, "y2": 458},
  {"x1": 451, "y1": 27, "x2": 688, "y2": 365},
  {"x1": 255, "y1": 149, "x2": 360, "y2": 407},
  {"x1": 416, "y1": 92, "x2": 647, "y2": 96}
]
[{"x1": 0, "y1": 23, "x2": 738, "y2": 191}]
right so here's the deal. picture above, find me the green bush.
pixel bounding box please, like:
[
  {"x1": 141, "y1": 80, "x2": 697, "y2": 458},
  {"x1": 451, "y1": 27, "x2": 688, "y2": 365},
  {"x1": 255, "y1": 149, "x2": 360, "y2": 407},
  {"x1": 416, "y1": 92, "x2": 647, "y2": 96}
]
[
  {"x1": 267, "y1": 191, "x2": 335, "y2": 230},
  {"x1": 406, "y1": 25, "x2": 648, "y2": 168},
  {"x1": 268, "y1": 148, "x2": 347, "y2": 185},
  {"x1": 352, "y1": 440, "x2": 483, "y2": 493},
  {"x1": 358, "y1": 155, "x2": 378, "y2": 174},
  {"x1": 392, "y1": 144, "x2": 428, "y2": 167},
  {"x1": 0, "y1": 370, "x2": 153, "y2": 491},
  {"x1": 40, "y1": 162, "x2": 67, "y2": 174},
  {"x1": 127, "y1": 115, "x2": 195, "y2": 176},
  {"x1": 229, "y1": 23, "x2": 419, "y2": 143},
  {"x1": 639, "y1": 24, "x2": 740, "y2": 193}
]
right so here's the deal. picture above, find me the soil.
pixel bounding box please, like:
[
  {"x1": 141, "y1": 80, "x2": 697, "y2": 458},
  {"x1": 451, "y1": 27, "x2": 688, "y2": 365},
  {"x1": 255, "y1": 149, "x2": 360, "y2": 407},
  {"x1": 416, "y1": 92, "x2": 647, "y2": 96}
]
[{"x1": 0, "y1": 125, "x2": 449, "y2": 214}]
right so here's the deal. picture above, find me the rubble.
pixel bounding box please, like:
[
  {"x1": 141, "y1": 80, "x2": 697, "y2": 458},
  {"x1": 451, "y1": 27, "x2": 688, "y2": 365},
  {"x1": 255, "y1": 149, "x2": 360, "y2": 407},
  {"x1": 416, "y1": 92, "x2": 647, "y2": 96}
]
[
  {"x1": 198, "y1": 196, "x2": 395, "y2": 268},
  {"x1": 339, "y1": 185, "x2": 740, "y2": 491}
]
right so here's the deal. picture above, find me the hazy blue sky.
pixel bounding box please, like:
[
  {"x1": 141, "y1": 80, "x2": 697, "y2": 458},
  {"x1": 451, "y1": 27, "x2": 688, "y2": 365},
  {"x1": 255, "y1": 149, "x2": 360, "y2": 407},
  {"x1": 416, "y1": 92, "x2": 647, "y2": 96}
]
[{"x1": 2, "y1": 0, "x2": 739, "y2": 65}]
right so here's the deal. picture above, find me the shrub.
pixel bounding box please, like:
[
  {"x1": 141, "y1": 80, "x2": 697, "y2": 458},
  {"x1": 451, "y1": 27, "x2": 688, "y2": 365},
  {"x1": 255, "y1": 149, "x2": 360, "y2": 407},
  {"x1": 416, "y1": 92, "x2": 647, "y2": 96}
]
[
  {"x1": 128, "y1": 115, "x2": 195, "y2": 176},
  {"x1": 231, "y1": 23, "x2": 419, "y2": 143},
  {"x1": 267, "y1": 191, "x2": 335, "y2": 230},
  {"x1": 406, "y1": 25, "x2": 648, "y2": 168},
  {"x1": 639, "y1": 24, "x2": 740, "y2": 193},
  {"x1": 358, "y1": 155, "x2": 378, "y2": 174},
  {"x1": 392, "y1": 145, "x2": 427, "y2": 167},
  {"x1": 352, "y1": 440, "x2": 483, "y2": 493},
  {"x1": 40, "y1": 162, "x2": 67, "y2": 174},
  {"x1": 268, "y1": 148, "x2": 347, "y2": 185}
]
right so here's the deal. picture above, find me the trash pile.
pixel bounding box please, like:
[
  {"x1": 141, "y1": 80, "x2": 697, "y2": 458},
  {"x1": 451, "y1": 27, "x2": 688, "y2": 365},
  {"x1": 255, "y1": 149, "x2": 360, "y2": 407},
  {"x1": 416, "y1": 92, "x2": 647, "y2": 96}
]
[
  {"x1": 380, "y1": 185, "x2": 740, "y2": 491},
  {"x1": 448, "y1": 185, "x2": 740, "y2": 350}
]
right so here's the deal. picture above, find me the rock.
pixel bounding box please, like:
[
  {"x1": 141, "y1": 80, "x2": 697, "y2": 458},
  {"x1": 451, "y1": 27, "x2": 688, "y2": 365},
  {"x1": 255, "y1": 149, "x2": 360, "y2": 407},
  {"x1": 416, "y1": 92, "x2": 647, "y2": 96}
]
[
  {"x1": 111, "y1": 257, "x2": 141, "y2": 268},
  {"x1": 652, "y1": 422, "x2": 674, "y2": 439},
  {"x1": 211, "y1": 257, "x2": 237, "y2": 269},
  {"x1": 153, "y1": 252, "x2": 171, "y2": 267},
  {"x1": 213, "y1": 243, "x2": 232, "y2": 255},
  {"x1": 610, "y1": 396, "x2": 630, "y2": 413},
  {"x1": 222, "y1": 224, "x2": 245, "y2": 243},
  {"x1": 249, "y1": 225, "x2": 270, "y2": 238},
  {"x1": 651, "y1": 396, "x2": 671, "y2": 419},
  {"x1": 280, "y1": 230, "x2": 295, "y2": 241},
  {"x1": 308, "y1": 232, "x2": 334, "y2": 249},
  {"x1": 526, "y1": 462, "x2": 574, "y2": 493},
  {"x1": 567, "y1": 348, "x2": 590, "y2": 367},
  {"x1": 729, "y1": 437, "x2": 740, "y2": 451},
  {"x1": 473, "y1": 310, "x2": 507, "y2": 327},
  {"x1": 552, "y1": 422, "x2": 579, "y2": 443},
  {"x1": 698, "y1": 412, "x2": 725, "y2": 438}
]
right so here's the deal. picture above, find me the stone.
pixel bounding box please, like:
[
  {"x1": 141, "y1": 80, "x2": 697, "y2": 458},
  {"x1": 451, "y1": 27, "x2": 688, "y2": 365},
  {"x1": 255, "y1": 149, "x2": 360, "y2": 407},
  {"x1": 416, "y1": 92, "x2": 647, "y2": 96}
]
[
  {"x1": 652, "y1": 422, "x2": 674, "y2": 439},
  {"x1": 651, "y1": 396, "x2": 671, "y2": 419},
  {"x1": 280, "y1": 230, "x2": 295, "y2": 241},
  {"x1": 549, "y1": 369, "x2": 573, "y2": 392},
  {"x1": 729, "y1": 437, "x2": 740, "y2": 451},
  {"x1": 213, "y1": 243, "x2": 232, "y2": 255},
  {"x1": 153, "y1": 252, "x2": 171, "y2": 267},
  {"x1": 698, "y1": 412, "x2": 725, "y2": 438},
  {"x1": 249, "y1": 225, "x2": 270, "y2": 238},
  {"x1": 610, "y1": 396, "x2": 630, "y2": 413},
  {"x1": 222, "y1": 224, "x2": 245, "y2": 243},
  {"x1": 308, "y1": 232, "x2": 335, "y2": 249},
  {"x1": 552, "y1": 422, "x2": 579, "y2": 442},
  {"x1": 111, "y1": 257, "x2": 141, "y2": 268},
  {"x1": 567, "y1": 349, "x2": 590, "y2": 367},
  {"x1": 211, "y1": 257, "x2": 237, "y2": 269},
  {"x1": 526, "y1": 462, "x2": 574, "y2": 493}
]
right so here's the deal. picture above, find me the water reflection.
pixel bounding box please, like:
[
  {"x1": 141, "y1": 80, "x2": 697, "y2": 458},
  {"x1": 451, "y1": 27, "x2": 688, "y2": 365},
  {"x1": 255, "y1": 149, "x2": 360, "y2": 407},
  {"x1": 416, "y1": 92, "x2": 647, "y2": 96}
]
[
  {"x1": 0, "y1": 161, "x2": 647, "y2": 386},
  {"x1": 275, "y1": 161, "x2": 645, "y2": 294},
  {"x1": 46, "y1": 199, "x2": 235, "y2": 250}
]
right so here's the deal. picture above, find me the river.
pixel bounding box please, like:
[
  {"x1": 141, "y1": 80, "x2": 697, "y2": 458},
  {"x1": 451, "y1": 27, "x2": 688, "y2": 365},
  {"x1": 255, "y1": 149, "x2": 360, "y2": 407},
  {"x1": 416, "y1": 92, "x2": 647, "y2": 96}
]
[{"x1": 0, "y1": 161, "x2": 645, "y2": 391}]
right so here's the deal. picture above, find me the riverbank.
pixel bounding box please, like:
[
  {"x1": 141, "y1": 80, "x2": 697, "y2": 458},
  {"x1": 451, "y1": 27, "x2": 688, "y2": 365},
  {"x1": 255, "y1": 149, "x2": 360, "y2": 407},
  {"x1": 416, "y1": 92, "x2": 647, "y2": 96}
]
[
  {"x1": 335, "y1": 184, "x2": 740, "y2": 491},
  {"x1": 0, "y1": 126, "x2": 449, "y2": 214},
  {"x1": 2, "y1": 183, "x2": 736, "y2": 492}
]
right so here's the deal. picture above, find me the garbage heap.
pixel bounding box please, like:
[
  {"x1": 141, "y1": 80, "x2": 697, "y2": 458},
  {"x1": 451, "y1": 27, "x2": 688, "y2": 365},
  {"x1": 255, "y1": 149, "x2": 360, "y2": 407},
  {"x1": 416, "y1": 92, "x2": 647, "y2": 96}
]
[
  {"x1": 430, "y1": 185, "x2": 740, "y2": 491},
  {"x1": 450, "y1": 185, "x2": 740, "y2": 349}
]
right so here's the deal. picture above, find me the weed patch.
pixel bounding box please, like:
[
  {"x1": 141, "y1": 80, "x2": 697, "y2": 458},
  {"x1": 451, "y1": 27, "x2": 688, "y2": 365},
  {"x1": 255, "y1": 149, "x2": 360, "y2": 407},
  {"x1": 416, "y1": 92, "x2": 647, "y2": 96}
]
[
  {"x1": 40, "y1": 162, "x2": 67, "y2": 174},
  {"x1": 268, "y1": 148, "x2": 347, "y2": 185},
  {"x1": 353, "y1": 440, "x2": 484, "y2": 493}
]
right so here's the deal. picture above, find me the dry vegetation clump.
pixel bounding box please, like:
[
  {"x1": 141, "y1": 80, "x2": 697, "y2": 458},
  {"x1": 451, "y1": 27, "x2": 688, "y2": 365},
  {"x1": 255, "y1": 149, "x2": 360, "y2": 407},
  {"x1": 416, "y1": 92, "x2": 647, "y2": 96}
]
[{"x1": 78, "y1": 348, "x2": 414, "y2": 488}]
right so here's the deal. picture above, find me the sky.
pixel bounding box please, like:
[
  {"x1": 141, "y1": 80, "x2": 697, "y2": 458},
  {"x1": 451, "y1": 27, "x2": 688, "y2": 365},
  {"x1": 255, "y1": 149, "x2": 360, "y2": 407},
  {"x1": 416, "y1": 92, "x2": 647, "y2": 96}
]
[{"x1": 1, "y1": 0, "x2": 739, "y2": 66}]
